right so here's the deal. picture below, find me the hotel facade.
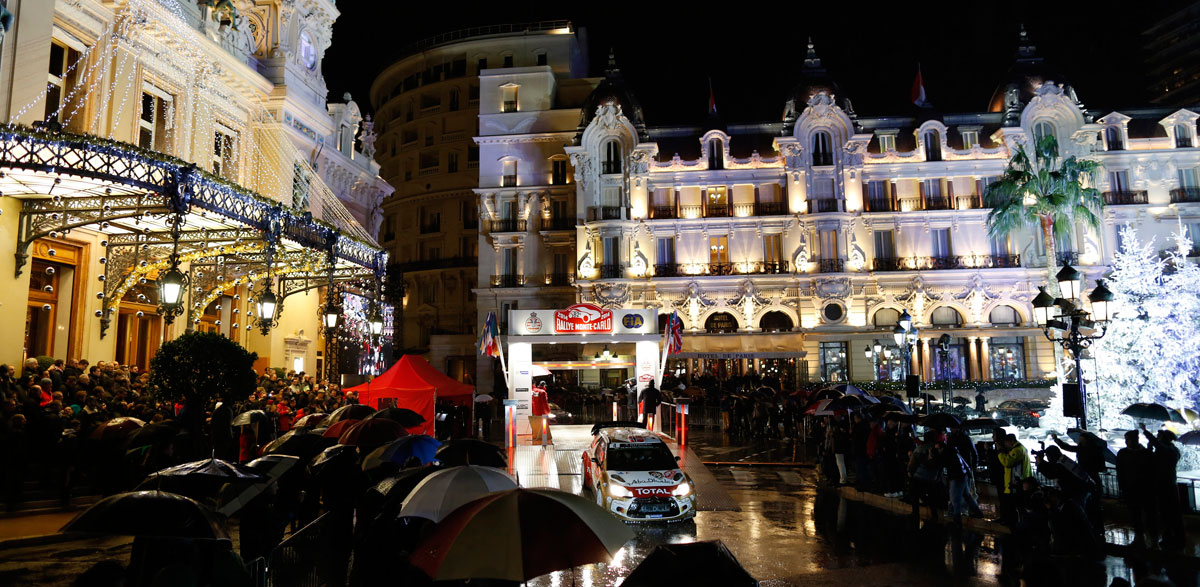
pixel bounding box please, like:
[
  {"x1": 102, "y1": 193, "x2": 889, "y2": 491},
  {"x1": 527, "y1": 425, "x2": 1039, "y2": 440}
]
[{"x1": 473, "y1": 34, "x2": 1200, "y2": 395}]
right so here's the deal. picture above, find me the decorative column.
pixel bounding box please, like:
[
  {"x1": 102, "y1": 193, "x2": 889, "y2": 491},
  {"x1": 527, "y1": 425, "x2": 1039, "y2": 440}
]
[
  {"x1": 966, "y1": 336, "x2": 978, "y2": 381},
  {"x1": 921, "y1": 338, "x2": 933, "y2": 380},
  {"x1": 979, "y1": 337, "x2": 991, "y2": 380}
]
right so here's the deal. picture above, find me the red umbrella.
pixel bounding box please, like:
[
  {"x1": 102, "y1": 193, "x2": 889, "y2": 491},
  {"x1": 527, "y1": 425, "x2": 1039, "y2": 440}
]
[
  {"x1": 293, "y1": 413, "x2": 328, "y2": 428},
  {"x1": 337, "y1": 418, "x2": 408, "y2": 447},
  {"x1": 90, "y1": 417, "x2": 146, "y2": 440},
  {"x1": 321, "y1": 419, "x2": 362, "y2": 439}
]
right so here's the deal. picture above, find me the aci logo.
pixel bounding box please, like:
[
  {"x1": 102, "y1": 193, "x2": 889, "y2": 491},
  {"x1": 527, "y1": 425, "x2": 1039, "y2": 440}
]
[
  {"x1": 621, "y1": 314, "x2": 645, "y2": 329},
  {"x1": 524, "y1": 312, "x2": 543, "y2": 333}
]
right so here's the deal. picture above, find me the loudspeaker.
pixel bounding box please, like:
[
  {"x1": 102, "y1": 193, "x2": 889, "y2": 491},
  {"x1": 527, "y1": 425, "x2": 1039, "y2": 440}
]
[
  {"x1": 905, "y1": 375, "x2": 921, "y2": 398},
  {"x1": 1062, "y1": 383, "x2": 1083, "y2": 418}
]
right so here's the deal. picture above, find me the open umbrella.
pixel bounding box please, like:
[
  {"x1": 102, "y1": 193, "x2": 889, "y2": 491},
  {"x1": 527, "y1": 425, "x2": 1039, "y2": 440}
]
[
  {"x1": 231, "y1": 410, "x2": 267, "y2": 427},
  {"x1": 322, "y1": 419, "x2": 362, "y2": 439},
  {"x1": 61, "y1": 491, "x2": 229, "y2": 539},
  {"x1": 338, "y1": 418, "x2": 408, "y2": 447},
  {"x1": 1176, "y1": 408, "x2": 1199, "y2": 425},
  {"x1": 867, "y1": 402, "x2": 905, "y2": 418},
  {"x1": 1178, "y1": 430, "x2": 1200, "y2": 446},
  {"x1": 363, "y1": 466, "x2": 447, "y2": 519},
  {"x1": 261, "y1": 428, "x2": 334, "y2": 458},
  {"x1": 124, "y1": 422, "x2": 179, "y2": 449},
  {"x1": 804, "y1": 399, "x2": 841, "y2": 417},
  {"x1": 293, "y1": 413, "x2": 328, "y2": 428},
  {"x1": 308, "y1": 444, "x2": 358, "y2": 480},
  {"x1": 919, "y1": 412, "x2": 962, "y2": 429},
  {"x1": 1063, "y1": 428, "x2": 1119, "y2": 465},
  {"x1": 90, "y1": 417, "x2": 146, "y2": 440},
  {"x1": 410, "y1": 488, "x2": 634, "y2": 582},
  {"x1": 367, "y1": 408, "x2": 426, "y2": 428},
  {"x1": 883, "y1": 412, "x2": 920, "y2": 424},
  {"x1": 399, "y1": 466, "x2": 518, "y2": 522},
  {"x1": 363, "y1": 435, "x2": 442, "y2": 471},
  {"x1": 1122, "y1": 403, "x2": 1186, "y2": 423},
  {"x1": 825, "y1": 395, "x2": 868, "y2": 412},
  {"x1": 324, "y1": 404, "x2": 377, "y2": 426},
  {"x1": 529, "y1": 365, "x2": 553, "y2": 377},
  {"x1": 808, "y1": 388, "x2": 844, "y2": 403},
  {"x1": 473, "y1": 394, "x2": 495, "y2": 403},
  {"x1": 621, "y1": 540, "x2": 758, "y2": 587},
  {"x1": 138, "y1": 457, "x2": 268, "y2": 496},
  {"x1": 822, "y1": 384, "x2": 864, "y2": 396},
  {"x1": 878, "y1": 395, "x2": 913, "y2": 414},
  {"x1": 216, "y1": 455, "x2": 301, "y2": 516},
  {"x1": 435, "y1": 439, "x2": 507, "y2": 468}
]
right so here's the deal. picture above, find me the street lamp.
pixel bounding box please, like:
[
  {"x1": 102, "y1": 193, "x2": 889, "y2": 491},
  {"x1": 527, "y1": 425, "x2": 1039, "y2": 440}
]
[
  {"x1": 158, "y1": 220, "x2": 187, "y2": 325},
  {"x1": 893, "y1": 313, "x2": 919, "y2": 404},
  {"x1": 936, "y1": 333, "x2": 952, "y2": 411},
  {"x1": 865, "y1": 341, "x2": 884, "y2": 381},
  {"x1": 1032, "y1": 264, "x2": 1110, "y2": 430},
  {"x1": 255, "y1": 281, "x2": 278, "y2": 335},
  {"x1": 368, "y1": 301, "x2": 384, "y2": 337}
]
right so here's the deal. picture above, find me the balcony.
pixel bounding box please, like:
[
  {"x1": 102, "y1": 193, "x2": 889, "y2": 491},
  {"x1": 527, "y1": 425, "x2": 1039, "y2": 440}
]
[
  {"x1": 651, "y1": 206, "x2": 677, "y2": 219},
  {"x1": 501, "y1": 174, "x2": 517, "y2": 187},
  {"x1": 501, "y1": 100, "x2": 518, "y2": 113},
  {"x1": 544, "y1": 273, "x2": 573, "y2": 286},
  {"x1": 1055, "y1": 251, "x2": 1080, "y2": 267},
  {"x1": 956, "y1": 195, "x2": 984, "y2": 210},
  {"x1": 490, "y1": 219, "x2": 526, "y2": 233},
  {"x1": 394, "y1": 256, "x2": 478, "y2": 272},
  {"x1": 814, "y1": 258, "x2": 844, "y2": 273},
  {"x1": 1170, "y1": 187, "x2": 1200, "y2": 203},
  {"x1": 599, "y1": 206, "x2": 624, "y2": 221},
  {"x1": 870, "y1": 254, "x2": 1022, "y2": 272},
  {"x1": 754, "y1": 201, "x2": 787, "y2": 216},
  {"x1": 490, "y1": 274, "x2": 525, "y2": 288},
  {"x1": 653, "y1": 263, "x2": 682, "y2": 277},
  {"x1": 756, "y1": 260, "x2": 791, "y2": 274},
  {"x1": 865, "y1": 197, "x2": 895, "y2": 212},
  {"x1": 601, "y1": 161, "x2": 621, "y2": 175},
  {"x1": 807, "y1": 199, "x2": 842, "y2": 213},
  {"x1": 924, "y1": 196, "x2": 952, "y2": 211},
  {"x1": 1103, "y1": 190, "x2": 1147, "y2": 205},
  {"x1": 545, "y1": 217, "x2": 575, "y2": 231},
  {"x1": 598, "y1": 264, "x2": 623, "y2": 279},
  {"x1": 705, "y1": 204, "x2": 731, "y2": 218},
  {"x1": 419, "y1": 219, "x2": 441, "y2": 234},
  {"x1": 707, "y1": 263, "x2": 734, "y2": 276}
]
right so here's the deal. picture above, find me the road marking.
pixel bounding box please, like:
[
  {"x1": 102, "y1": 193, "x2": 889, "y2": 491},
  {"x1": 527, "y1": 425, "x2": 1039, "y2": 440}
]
[
  {"x1": 729, "y1": 469, "x2": 755, "y2": 486},
  {"x1": 777, "y1": 470, "x2": 805, "y2": 485}
]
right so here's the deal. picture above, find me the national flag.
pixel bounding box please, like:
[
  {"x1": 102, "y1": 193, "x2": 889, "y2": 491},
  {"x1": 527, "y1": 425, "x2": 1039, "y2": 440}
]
[
  {"x1": 911, "y1": 64, "x2": 928, "y2": 108},
  {"x1": 478, "y1": 311, "x2": 501, "y2": 358},
  {"x1": 665, "y1": 311, "x2": 684, "y2": 355},
  {"x1": 708, "y1": 78, "x2": 717, "y2": 115}
]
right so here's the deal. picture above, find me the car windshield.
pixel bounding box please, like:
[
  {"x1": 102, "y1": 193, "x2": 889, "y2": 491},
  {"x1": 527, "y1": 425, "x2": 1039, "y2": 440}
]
[{"x1": 606, "y1": 446, "x2": 678, "y2": 471}]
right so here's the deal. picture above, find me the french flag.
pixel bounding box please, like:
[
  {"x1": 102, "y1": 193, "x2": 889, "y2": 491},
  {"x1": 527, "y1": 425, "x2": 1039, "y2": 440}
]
[{"x1": 911, "y1": 64, "x2": 928, "y2": 107}]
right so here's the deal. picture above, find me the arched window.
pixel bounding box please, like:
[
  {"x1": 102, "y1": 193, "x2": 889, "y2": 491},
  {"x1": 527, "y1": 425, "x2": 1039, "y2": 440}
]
[
  {"x1": 602, "y1": 139, "x2": 622, "y2": 174},
  {"x1": 1033, "y1": 121, "x2": 1056, "y2": 145},
  {"x1": 873, "y1": 308, "x2": 900, "y2": 328},
  {"x1": 812, "y1": 131, "x2": 833, "y2": 166},
  {"x1": 1105, "y1": 126, "x2": 1123, "y2": 151},
  {"x1": 708, "y1": 139, "x2": 724, "y2": 170},
  {"x1": 989, "y1": 305, "x2": 1020, "y2": 326},
  {"x1": 930, "y1": 306, "x2": 963, "y2": 326},
  {"x1": 759, "y1": 311, "x2": 794, "y2": 333},
  {"x1": 923, "y1": 130, "x2": 942, "y2": 161},
  {"x1": 705, "y1": 312, "x2": 738, "y2": 334},
  {"x1": 1175, "y1": 123, "x2": 1193, "y2": 148}
]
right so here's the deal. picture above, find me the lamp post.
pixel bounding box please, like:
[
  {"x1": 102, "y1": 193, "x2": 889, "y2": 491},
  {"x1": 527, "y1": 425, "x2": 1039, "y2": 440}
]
[
  {"x1": 892, "y1": 309, "x2": 919, "y2": 405},
  {"x1": 1032, "y1": 264, "x2": 1112, "y2": 430},
  {"x1": 864, "y1": 341, "x2": 883, "y2": 381},
  {"x1": 936, "y1": 333, "x2": 952, "y2": 412}
]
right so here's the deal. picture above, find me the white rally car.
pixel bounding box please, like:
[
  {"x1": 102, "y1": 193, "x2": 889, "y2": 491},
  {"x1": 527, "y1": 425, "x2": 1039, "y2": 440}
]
[{"x1": 582, "y1": 424, "x2": 697, "y2": 522}]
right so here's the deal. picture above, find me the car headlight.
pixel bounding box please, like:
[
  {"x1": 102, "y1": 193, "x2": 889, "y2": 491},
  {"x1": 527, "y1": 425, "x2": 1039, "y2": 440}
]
[
  {"x1": 607, "y1": 484, "x2": 632, "y2": 498},
  {"x1": 548, "y1": 414, "x2": 556, "y2": 419},
  {"x1": 672, "y1": 481, "x2": 692, "y2": 497}
]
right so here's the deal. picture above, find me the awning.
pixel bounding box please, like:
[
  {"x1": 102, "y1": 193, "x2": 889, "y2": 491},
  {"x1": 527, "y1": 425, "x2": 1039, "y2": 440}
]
[
  {"x1": 673, "y1": 352, "x2": 807, "y2": 360},
  {"x1": 677, "y1": 333, "x2": 806, "y2": 358}
]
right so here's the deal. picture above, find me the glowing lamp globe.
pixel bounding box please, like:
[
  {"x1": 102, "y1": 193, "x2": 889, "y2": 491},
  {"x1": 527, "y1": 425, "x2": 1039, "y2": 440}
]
[
  {"x1": 1032, "y1": 286, "x2": 1055, "y2": 326},
  {"x1": 159, "y1": 266, "x2": 186, "y2": 306},
  {"x1": 256, "y1": 289, "x2": 277, "y2": 321},
  {"x1": 1088, "y1": 279, "x2": 1114, "y2": 323},
  {"x1": 1056, "y1": 264, "x2": 1082, "y2": 301}
]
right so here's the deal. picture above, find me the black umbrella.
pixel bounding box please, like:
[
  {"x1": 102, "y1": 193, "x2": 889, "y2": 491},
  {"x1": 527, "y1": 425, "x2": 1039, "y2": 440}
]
[
  {"x1": 1178, "y1": 430, "x2": 1200, "y2": 447},
  {"x1": 962, "y1": 417, "x2": 1010, "y2": 429},
  {"x1": 435, "y1": 439, "x2": 507, "y2": 468},
  {"x1": 231, "y1": 410, "x2": 267, "y2": 427},
  {"x1": 324, "y1": 404, "x2": 377, "y2": 426},
  {"x1": 138, "y1": 457, "x2": 268, "y2": 496},
  {"x1": 361, "y1": 465, "x2": 447, "y2": 521},
  {"x1": 1122, "y1": 403, "x2": 1187, "y2": 423},
  {"x1": 61, "y1": 491, "x2": 229, "y2": 539},
  {"x1": 308, "y1": 444, "x2": 359, "y2": 479},
  {"x1": 124, "y1": 422, "x2": 179, "y2": 449},
  {"x1": 884, "y1": 412, "x2": 920, "y2": 424},
  {"x1": 261, "y1": 428, "x2": 334, "y2": 458},
  {"x1": 867, "y1": 402, "x2": 905, "y2": 417},
  {"x1": 808, "y1": 388, "x2": 844, "y2": 403},
  {"x1": 825, "y1": 395, "x2": 868, "y2": 412},
  {"x1": 367, "y1": 407, "x2": 427, "y2": 427},
  {"x1": 621, "y1": 540, "x2": 758, "y2": 587},
  {"x1": 919, "y1": 412, "x2": 962, "y2": 429}
]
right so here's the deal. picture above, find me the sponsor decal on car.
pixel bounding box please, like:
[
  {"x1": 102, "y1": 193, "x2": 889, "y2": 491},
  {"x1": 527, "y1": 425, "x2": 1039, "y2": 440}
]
[{"x1": 631, "y1": 487, "x2": 674, "y2": 497}]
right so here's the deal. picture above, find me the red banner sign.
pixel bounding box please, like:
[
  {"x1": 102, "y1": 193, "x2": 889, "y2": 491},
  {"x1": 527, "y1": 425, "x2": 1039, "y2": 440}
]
[{"x1": 554, "y1": 303, "x2": 613, "y2": 333}]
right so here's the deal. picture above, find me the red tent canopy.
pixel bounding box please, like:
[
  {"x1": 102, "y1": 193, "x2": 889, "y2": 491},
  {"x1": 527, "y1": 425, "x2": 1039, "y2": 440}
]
[{"x1": 345, "y1": 355, "x2": 475, "y2": 436}]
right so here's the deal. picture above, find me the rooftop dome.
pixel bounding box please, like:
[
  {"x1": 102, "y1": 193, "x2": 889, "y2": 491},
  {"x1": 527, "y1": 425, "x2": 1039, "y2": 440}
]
[
  {"x1": 574, "y1": 51, "x2": 648, "y2": 144},
  {"x1": 783, "y1": 39, "x2": 853, "y2": 132},
  {"x1": 988, "y1": 25, "x2": 1080, "y2": 124}
]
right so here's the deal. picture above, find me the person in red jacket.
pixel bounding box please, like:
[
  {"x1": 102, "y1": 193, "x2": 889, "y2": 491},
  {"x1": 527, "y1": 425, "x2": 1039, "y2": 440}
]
[
  {"x1": 530, "y1": 381, "x2": 551, "y2": 443},
  {"x1": 277, "y1": 401, "x2": 293, "y2": 433}
]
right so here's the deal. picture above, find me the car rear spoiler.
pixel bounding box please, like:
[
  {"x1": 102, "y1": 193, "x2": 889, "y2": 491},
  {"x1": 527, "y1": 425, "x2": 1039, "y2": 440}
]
[{"x1": 590, "y1": 421, "x2": 647, "y2": 436}]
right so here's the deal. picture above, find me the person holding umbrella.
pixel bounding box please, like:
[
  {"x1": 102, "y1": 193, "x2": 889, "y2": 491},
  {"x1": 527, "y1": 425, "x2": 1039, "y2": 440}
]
[
  {"x1": 1141, "y1": 423, "x2": 1184, "y2": 550},
  {"x1": 1116, "y1": 430, "x2": 1155, "y2": 548}
]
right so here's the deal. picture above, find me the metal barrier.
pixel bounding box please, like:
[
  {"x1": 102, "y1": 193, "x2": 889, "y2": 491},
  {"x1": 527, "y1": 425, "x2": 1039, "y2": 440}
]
[
  {"x1": 1028, "y1": 468, "x2": 1198, "y2": 513},
  {"x1": 267, "y1": 512, "x2": 352, "y2": 587}
]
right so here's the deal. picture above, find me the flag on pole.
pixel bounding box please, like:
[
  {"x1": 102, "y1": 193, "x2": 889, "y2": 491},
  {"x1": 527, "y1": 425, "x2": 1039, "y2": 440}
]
[
  {"x1": 708, "y1": 78, "x2": 717, "y2": 115},
  {"x1": 665, "y1": 311, "x2": 684, "y2": 355},
  {"x1": 911, "y1": 64, "x2": 928, "y2": 108},
  {"x1": 478, "y1": 311, "x2": 501, "y2": 358}
]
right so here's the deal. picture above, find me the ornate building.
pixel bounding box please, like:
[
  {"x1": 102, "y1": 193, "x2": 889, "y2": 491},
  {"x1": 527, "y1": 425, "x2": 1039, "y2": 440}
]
[
  {"x1": 475, "y1": 33, "x2": 1200, "y2": 392},
  {"x1": 0, "y1": 0, "x2": 390, "y2": 376},
  {"x1": 370, "y1": 21, "x2": 588, "y2": 382}
]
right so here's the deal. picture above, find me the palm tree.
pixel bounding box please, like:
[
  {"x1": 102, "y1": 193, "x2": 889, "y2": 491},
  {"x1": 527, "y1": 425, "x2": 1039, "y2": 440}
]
[{"x1": 985, "y1": 134, "x2": 1104, "y2": 295}]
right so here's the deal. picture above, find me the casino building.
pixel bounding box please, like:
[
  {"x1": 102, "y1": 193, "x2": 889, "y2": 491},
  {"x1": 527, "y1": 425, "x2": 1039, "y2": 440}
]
[{"x1": 475, "y1": 30, "x2": 1200, "y2": 395}]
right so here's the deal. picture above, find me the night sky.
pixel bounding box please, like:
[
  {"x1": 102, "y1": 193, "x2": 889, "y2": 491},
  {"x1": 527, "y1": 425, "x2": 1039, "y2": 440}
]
[{"x1": 324, "y1": 2, "x2": 1189, "y2": 127}]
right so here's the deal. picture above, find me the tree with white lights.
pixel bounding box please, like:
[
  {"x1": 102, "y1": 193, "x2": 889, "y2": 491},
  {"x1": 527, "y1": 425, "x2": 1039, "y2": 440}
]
[{"x1": 1087, "y1": 225, "x2": 1200, "y2": 427}]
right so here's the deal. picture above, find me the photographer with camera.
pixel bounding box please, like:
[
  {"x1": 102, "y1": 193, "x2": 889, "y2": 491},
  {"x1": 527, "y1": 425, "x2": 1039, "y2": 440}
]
[{"x1": 1034, "y1": 443, "x2": 1102, "y2": 545}]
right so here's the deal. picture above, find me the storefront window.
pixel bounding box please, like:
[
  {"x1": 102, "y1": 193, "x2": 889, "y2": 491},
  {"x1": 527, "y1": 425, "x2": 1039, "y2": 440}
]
[
  {"x1": 990, "y1": 337, "x2": 1025, "y2": 380},
  {"x1": 819, "y1": 342, "x2": 848, "y2": 382}
]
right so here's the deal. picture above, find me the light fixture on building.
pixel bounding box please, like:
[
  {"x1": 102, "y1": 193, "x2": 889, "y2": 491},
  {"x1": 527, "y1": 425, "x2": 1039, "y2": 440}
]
[
  {"x1": 255, "y1": 281, "x2": 278, "y2": 335},
  {"x1": 368, "y1": 301, "x2": 384, "y2": 336},
  {"x1": 158, "y1": 219, "x2": 187, "y2": 324},
  {"x1": 601, "y1": 345, "x2": 613, "y2": 360}
]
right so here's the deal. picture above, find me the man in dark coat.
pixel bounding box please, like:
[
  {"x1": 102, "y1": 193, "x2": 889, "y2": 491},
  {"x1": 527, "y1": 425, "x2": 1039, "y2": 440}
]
[
  {"x1": 1142, "y1": 423, "x2": 1184, "y2": 549},
  {"x1": 638, "y1": 381, "x2": 660, "y2": 428},
  {"x1": 1116, "y1": 430, "x2": 1154, "y2": 548}
]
